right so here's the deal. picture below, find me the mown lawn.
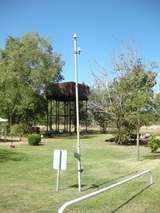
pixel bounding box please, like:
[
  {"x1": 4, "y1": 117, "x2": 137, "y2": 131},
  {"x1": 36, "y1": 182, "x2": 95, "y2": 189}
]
[{"x1": 0, "y1": 133, "x2": 160, "y2": 213}]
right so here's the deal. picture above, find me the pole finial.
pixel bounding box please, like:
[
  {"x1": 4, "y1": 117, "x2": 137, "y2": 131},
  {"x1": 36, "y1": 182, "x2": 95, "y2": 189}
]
[{"x1": 73, "y1": 33, "x2": 77, "y2": 39}]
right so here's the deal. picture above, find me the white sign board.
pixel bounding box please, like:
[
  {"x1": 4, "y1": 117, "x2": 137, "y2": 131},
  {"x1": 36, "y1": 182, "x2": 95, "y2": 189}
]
[{"x1": 53, "y1": 149, "x2": 67, "y2": 171}]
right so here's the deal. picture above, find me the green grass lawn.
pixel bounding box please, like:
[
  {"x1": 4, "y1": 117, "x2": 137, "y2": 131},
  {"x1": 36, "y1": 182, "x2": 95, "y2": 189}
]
[{"x1": 0, "y1": 133, "x2": 160, "y2": 213}]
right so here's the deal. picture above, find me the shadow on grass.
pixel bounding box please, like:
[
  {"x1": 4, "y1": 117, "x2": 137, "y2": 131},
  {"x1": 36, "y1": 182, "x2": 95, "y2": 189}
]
[
  {"x1": 44, "y1": 130, "x2": 103, "y2": 140},
  {"x1": 142, "y1": 152, "x2": 160, "y2": 160},
  {"x1": 69, "y1": 171, "x2": 139, "y2": 192},
  {"x1": 69, "y1": 184, "x2": 87, "y2": 188},
  {"x1": 50, "y1": 134, "x2": 98, "y2": 140},
  {"x1": 111, "y1": 184, "x2": 152, "y2": 213},
  {"x1": 0, "y1": 149, "x2": 27, "y2": 163},
  {"x1": 78, "y1": 135, "x2": 98, "y2": 140}
]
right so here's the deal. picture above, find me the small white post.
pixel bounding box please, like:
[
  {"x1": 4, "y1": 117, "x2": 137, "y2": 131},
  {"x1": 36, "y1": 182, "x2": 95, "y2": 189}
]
[
  {"x1": 56, "y1": 150, "x2": 62, "y2": 192},
  {"x1": 54, "y1": 150, "x2": 67, "y2": 192},
  {"x1": 150, "y1": 172, "x2": 153, "y2": 185},
  {"x1": 136, "y1": 124, "x2": 140, "y2": 161},
  {"x1": 73, "y1": 33, "x2": 81, "y2": 192}
]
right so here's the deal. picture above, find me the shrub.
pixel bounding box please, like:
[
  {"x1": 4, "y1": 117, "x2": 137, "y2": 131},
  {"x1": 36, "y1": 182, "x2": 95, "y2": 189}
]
[
  {"x1": 28, "y1": 134, "x2": 41, "y2": 146},
  {"x1": 10, "y1": 124, "x2": 26, "y2": 137},
  {"x1": 148, "y1": 135, "x2": 160, "y2": 152}
]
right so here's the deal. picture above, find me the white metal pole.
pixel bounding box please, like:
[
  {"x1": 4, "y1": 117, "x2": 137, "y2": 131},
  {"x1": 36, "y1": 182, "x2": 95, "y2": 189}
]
[
  {"x1": 73, "y1": 33, "x2": 81, "y2": 192},
  {"x1": 56, "y1": 150, "x2": 62, "y2": 192},
  {"x1": 137, "y1": 119, "x2": 140, "y2": 161},
  {"x1": 150, "y1": 172, "x2": 153, "y2": 185}
]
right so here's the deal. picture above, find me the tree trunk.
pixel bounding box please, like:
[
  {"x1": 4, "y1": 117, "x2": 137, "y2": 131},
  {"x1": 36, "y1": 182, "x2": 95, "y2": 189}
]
[{"x1": 136, "y1": 123, "x2": 140, "y2": 161}]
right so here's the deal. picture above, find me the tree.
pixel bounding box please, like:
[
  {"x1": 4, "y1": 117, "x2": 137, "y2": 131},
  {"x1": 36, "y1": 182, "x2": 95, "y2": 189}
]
[
  {"x1": 111, "y1": 60, "x2": 156, "y2": 160},
  {"x1": 89, "y1": 53, "x2": 157, "y2": 152},
  {"x1": 88, "y1": 73, "x2": 111, "y2": 133},
  {"x1": 0, "y1": 33, "x2": 64, "y2": 128},
  {"x1": 109, "y1": 60, "x2": 156, "y2": 144}
]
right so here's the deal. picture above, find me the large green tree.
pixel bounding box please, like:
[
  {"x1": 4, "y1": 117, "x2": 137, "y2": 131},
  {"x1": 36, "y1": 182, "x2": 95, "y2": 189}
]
[
  {"x1": 89, "y1": 55, "x2": 157, "y2": 149},
  {"x1": 109, "y1": 60, "x2": 156, "y2": 143},
  {"x1": 0, "y1": 33, "x2": 64, "y2": 127}
]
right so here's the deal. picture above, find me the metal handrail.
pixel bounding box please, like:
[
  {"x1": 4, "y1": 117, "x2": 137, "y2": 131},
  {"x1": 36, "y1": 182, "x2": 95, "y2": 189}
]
[{"x1": 58, "y1": 169, "x2": 153, "y2": 213}]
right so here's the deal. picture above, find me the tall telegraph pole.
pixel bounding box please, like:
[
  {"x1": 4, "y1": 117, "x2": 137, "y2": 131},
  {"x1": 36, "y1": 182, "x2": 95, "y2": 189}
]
[{"x1": 73, "y1": 33, "x2": 81, "y2": 192}]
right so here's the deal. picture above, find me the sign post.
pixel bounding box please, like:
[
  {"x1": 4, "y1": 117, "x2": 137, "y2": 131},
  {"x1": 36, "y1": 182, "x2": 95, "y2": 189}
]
[{"x1": 53, "y1": 149, "x2": 67, "y2": 192}]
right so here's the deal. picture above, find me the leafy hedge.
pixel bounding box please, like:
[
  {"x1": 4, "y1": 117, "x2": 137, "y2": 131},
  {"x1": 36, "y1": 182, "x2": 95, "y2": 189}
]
[
  {"x1": 28, "y1": 134, "x2": 41, "y2": 146},
  {"x1": 10, "y1": 124, "x2": 26, "y2": 136},
  {"x1": 148, "y1": 136, "x2": 160, "y2": 152}
]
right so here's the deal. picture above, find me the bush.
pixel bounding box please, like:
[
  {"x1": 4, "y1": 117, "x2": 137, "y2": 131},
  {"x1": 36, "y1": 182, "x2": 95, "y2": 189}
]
[
  {"x1": 10, "y1": 124, "x2": 26, "y2": 137},
  {"x1": 148, "y1": 136, "x2": 160, "y2": 152},
  {"x1": 28, "y1": 134, "x2": 41, "y2": 146}
]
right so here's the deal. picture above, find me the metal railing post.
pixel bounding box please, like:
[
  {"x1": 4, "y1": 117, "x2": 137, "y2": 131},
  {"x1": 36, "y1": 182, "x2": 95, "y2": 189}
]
[{"x1": 149, "y1": 171, "x2": 153, "y2": 185}]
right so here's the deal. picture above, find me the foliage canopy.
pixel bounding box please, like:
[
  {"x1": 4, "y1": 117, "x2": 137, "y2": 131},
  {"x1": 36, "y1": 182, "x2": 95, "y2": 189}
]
[
  {"x1": 89, "y1": 53, "x2": 158, "y2": 143},
  {"x1": 0, "y1": 33, "x2": 64, "y2": 127}
]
